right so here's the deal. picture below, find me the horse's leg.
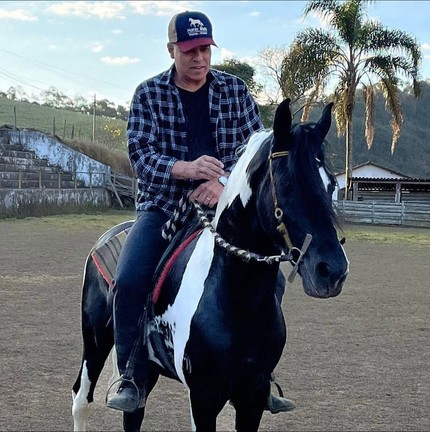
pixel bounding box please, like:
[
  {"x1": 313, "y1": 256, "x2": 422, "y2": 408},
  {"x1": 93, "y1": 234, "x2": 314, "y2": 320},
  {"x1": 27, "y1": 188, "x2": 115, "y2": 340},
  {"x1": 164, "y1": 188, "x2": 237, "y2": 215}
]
[
  {"x1": 234, "y1": 402, "x2": 265, "y2": 432},
  {"x1": 232, "y1": 379, "x2": 270, "y2": 432},
  {"x1": 234, "y1": 386, "x2": 270, "y2": 432},
  {"x1": 123, "y1": 363, "x2": 160, "y2": 432},
  {"x1": 188, "y1": 387, "x2": 227, "y2": 432},
  {"x1": 72, "y1": 262, "x2": 114, "y2": 431}
]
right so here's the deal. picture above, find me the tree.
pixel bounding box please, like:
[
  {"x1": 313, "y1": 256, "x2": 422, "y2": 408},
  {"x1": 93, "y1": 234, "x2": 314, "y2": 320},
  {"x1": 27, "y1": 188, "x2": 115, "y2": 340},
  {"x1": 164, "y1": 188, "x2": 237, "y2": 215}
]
[
  {"x1": 255, "y1": 46, "x2": 288, "y2": 104},
  {"x1": 213, "y1": 59, "x2": 262, "y2": 98},
  {"x1": 282, "y1": 0, "x2": 422, "y2": 199}
]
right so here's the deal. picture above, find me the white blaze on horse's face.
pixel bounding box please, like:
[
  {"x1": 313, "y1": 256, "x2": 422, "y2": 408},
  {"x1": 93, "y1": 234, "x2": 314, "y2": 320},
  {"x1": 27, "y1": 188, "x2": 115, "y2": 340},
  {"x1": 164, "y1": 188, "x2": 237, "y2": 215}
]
[{"x1": 214, "y1": 130, "x2": 273, "y2": 227}]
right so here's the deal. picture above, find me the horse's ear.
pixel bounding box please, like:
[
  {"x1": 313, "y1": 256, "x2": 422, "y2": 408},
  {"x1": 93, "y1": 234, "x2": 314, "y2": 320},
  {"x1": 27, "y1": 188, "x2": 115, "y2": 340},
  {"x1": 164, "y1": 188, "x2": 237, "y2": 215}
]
[
  {"x1": 314, "y1": 102, "x2": 334, "y2": 139},
  {"x1": 273, "y1": 98, "x2": 292, "y2": 150}
]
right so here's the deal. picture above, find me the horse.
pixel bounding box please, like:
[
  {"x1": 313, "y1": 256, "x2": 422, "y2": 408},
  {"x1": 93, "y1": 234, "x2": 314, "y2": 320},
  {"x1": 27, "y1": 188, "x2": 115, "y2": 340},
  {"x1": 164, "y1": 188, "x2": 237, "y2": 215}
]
[{"x1": 71, "y1": 99, "x2": 349, "y2": 431}]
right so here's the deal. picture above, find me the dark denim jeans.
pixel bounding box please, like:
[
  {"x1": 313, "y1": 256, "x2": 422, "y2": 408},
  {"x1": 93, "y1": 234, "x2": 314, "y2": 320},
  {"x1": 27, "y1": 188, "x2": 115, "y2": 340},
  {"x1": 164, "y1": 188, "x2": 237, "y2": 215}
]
[{"x1": 112, "y1": 209, "x2": 169, "y2": 383}]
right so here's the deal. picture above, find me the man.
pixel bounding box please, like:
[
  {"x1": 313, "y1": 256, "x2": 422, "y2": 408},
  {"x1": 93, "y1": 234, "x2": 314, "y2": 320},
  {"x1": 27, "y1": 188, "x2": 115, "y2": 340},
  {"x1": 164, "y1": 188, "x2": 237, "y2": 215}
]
[{"x1": 107, "y1": 10, "x2": 295, "y2": 415}]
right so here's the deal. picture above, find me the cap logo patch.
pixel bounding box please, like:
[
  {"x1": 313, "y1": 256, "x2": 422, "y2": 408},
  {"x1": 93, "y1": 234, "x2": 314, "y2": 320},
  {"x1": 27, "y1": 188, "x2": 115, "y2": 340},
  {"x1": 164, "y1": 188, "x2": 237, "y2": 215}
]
[{"x1": 188, "y1": 18, "x2": 208, "y2": 37}]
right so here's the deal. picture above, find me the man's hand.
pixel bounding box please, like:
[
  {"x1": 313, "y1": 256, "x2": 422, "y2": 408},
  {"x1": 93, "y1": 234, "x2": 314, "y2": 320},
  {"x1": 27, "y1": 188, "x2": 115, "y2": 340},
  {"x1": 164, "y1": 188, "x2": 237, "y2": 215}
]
[
  {"x1": 188, "y1": 178, "x2": 224, "y2": 208},
  {"x1": 172, "y1": 156, "x2": 224, "y2": 181}
]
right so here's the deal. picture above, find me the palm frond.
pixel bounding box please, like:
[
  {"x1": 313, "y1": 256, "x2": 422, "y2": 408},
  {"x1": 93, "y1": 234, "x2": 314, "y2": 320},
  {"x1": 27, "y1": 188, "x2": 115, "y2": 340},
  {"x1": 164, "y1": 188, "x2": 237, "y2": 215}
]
[
  {"x1": 380, "y1": 79, "x2": 403, "y2": 154},
  {"x1": 363, "y1": 85, "x2": 375, "y2": 149}
]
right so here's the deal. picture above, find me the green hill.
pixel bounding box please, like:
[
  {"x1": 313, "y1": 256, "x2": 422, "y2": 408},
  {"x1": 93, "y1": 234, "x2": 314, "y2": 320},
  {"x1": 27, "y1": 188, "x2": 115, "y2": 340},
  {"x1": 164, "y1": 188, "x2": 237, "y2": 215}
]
[
  {"x1": 0, "y1": 96, "x2": 127, "y2": 149},
  {"x1": 322, "y1": 81, "x2": 430, "y2": 178}
]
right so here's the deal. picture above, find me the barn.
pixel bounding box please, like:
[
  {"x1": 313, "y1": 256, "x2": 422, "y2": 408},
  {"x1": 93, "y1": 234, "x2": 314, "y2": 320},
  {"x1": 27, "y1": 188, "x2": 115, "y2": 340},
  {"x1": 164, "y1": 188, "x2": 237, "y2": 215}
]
[{"x1": 334, "y1": 161, "x2": 430, "y2": 204}]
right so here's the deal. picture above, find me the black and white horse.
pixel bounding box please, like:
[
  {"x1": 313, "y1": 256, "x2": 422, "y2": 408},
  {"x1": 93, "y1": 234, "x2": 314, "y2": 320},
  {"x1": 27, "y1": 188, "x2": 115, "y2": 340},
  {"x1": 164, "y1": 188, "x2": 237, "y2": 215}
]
[{"x1": 72, "y1": 99, "x2": 349, "y2": 431}]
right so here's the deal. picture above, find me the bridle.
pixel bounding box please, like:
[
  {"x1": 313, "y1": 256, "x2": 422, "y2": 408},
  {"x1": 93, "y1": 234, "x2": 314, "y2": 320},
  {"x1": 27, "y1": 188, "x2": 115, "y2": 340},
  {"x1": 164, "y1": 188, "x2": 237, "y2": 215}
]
[{"x1": 268, "y1": 147, "x2": 313, "y2": 282}]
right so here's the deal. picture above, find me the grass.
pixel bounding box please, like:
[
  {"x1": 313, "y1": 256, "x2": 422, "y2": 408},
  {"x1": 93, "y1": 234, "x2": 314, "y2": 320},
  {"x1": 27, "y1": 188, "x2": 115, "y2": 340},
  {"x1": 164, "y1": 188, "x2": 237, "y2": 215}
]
[
  {"x1": 0, "y1": 209, "x2": 136, "y2": 231},
  {"x1": 340, "y1": 223, "x2": 430, "y2": 245},
  {"x1": 1, "y1": 212, "x2": 429, "y2": 245}
]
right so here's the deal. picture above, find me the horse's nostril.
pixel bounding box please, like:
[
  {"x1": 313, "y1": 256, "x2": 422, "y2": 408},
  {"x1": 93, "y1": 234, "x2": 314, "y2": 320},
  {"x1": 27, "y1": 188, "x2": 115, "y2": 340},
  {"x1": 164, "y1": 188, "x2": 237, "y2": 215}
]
[{"x1": 316, "y1": 261, "x2": 331, "y2": 278}]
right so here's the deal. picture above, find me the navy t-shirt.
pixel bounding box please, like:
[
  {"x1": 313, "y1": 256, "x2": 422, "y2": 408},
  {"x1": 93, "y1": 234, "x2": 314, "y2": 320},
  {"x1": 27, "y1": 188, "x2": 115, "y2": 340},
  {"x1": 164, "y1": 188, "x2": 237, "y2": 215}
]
[{"x1": 177, "y1": 81, "x2": 216, "y2": 160}]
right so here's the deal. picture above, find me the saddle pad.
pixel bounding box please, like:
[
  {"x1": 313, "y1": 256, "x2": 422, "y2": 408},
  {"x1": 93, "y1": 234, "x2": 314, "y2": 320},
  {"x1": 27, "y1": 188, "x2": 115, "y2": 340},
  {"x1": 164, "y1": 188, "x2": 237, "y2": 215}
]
[{"x1": 91, "y1": 227, "x2": 131, "y2": 288}]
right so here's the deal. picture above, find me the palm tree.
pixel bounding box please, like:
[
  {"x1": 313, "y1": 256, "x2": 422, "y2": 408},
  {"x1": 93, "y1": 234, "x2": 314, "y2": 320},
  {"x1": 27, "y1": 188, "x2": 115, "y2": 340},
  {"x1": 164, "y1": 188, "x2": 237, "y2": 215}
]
[{"x1": 282, "y1": 0, "x2": 422, "y2": 199}]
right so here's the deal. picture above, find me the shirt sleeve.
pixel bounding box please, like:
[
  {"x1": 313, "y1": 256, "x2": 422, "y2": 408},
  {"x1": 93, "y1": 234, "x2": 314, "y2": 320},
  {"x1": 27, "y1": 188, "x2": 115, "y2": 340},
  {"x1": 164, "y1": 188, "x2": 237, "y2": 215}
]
[
  {"x1": 127, "y1": 86, "x2": 177, "y2": 187},
  {"x1": 239, "y1": 85, "x2": 265, "y2": 137}
]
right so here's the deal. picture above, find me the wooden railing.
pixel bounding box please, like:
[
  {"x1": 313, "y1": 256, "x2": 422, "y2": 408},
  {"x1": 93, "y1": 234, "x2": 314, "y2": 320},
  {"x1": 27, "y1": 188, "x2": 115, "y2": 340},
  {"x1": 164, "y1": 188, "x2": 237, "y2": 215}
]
[
  {"x1": 334, "y1": 201, "x2": 430, "y2": 228},
  {"x1": 105, "y1": 171, "x2": 137, "y2": 207}
]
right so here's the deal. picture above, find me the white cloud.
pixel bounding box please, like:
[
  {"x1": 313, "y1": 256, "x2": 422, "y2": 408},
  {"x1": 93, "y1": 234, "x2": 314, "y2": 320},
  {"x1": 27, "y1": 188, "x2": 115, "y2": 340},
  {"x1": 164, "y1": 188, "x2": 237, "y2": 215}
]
[
  {"x1": 249, "y1": 11, "x2": 261, "y2": 17},
  {"x1": 421, "y1": 43, "x2": 430, "y2": 52},
  {"x1": 46, "y1": 2, "x2": 126, "y2": 19},
  {"x1": 127, "y1": 1, "x2": 195, "y2": 17},
  {"x1": 0, "y1": 8, "x2": 38, "y2": 21},
  {"x1": 220, "y1": 48, "x2": 235, "y2": 61},
  {"x1": 91, "y1": 42, "x2": 104, "y2": 53},
  {"x1": 111, "y1": 29, "x2": 123, "y2": 35},
  {"x1": 101, "y1": 56, "x2": 140, "y2": 65}
]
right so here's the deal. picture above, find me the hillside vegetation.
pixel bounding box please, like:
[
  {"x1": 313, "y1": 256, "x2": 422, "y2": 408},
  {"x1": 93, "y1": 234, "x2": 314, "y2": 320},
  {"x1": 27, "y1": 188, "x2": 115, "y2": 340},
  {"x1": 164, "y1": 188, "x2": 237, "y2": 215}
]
[{"x1": 1, "y1": 82, "x2": 429, "y2": 178}]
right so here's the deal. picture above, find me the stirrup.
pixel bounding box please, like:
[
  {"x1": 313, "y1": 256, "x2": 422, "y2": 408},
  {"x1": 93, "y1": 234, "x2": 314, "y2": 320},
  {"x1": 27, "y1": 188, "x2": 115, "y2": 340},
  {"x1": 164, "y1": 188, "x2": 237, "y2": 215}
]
[{"x1": 105, "y1": 375, "x2": 139, "y2": 403}]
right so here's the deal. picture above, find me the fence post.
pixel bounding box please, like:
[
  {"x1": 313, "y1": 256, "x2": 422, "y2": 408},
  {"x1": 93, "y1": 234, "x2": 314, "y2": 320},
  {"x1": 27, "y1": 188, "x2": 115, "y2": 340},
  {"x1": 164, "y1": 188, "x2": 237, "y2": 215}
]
[
  {"x1": 39, "y1": 169, "x2": 42, "y2": 188},
  {"x1": 18, "y1": 169, "x2": 22, "y2": 189},
  {"x1": 58, "y1": 167, "x2": 61, "y2": 189}
]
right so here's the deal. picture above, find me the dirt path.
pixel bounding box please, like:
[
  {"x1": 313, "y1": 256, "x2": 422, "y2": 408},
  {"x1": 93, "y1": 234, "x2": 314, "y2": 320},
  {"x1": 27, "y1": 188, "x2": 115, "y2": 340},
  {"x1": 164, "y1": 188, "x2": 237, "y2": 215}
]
[{"x1": 0, "y1": 218, "x2": 429, "y2": 431}]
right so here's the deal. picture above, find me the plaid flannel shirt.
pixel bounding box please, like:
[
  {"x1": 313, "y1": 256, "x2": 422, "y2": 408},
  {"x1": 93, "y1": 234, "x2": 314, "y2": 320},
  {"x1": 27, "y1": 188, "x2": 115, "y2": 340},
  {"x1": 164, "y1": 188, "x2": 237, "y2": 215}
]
[{"x1": 127, "y1": 65, "x2": 264, "y2": 220}]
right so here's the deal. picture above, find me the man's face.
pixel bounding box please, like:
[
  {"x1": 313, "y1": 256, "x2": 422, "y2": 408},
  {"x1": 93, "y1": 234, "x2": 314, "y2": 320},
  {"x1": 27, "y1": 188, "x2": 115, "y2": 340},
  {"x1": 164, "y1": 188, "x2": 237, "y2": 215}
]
[{"x1": 169, "y1": 43, "x2": 212, "y2": 84}]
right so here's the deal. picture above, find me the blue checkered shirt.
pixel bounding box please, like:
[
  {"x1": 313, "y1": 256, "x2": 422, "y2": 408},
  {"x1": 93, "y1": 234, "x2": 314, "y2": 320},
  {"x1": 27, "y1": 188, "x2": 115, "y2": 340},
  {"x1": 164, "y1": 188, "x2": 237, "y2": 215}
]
[{"x1": 127, "y1": 66, "x2": 264, "y2": 220}]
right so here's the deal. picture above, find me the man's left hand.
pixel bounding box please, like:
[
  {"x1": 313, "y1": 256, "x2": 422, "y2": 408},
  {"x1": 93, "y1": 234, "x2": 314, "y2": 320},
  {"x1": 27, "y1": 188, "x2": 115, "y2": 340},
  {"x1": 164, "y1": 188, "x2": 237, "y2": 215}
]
[{"x1": 188, "y1": 179, "x2": 224, "y2": 208}]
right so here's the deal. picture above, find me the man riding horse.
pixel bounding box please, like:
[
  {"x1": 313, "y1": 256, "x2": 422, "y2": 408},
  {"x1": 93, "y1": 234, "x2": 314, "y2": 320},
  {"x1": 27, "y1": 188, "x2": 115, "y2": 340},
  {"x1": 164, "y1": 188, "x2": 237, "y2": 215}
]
[{"x1": 106, "y1": 10, "x2": 295, "y2": 414}]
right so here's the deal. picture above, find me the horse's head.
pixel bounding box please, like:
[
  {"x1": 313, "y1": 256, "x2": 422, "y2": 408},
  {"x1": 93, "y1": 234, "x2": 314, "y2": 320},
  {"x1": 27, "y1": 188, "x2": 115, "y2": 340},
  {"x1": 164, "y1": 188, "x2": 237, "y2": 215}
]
[{"x1": 257, "y1": 99, "x2": 349, "y2": 298}]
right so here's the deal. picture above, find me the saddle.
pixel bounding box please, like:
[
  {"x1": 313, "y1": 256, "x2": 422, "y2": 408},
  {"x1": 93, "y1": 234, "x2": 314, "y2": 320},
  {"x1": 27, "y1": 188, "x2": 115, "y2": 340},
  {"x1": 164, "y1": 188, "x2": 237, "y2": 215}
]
[{"x1": 90, "y1": 208, "x2": 207, "y2": 299}]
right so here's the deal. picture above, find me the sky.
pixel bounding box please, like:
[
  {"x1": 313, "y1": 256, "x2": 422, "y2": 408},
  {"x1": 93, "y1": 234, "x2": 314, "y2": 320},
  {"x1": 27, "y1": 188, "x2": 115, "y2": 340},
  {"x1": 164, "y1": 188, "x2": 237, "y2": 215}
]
[{"x1": 1, "y1": 0, "x2": 430, "y2": 107}]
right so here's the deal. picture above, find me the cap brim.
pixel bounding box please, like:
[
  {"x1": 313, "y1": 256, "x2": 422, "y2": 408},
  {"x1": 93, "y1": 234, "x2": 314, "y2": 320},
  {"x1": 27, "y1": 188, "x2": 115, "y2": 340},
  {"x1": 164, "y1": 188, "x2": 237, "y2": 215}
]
[{"x1": 176, "y1": 38, "x2": 217, "y2": 52}]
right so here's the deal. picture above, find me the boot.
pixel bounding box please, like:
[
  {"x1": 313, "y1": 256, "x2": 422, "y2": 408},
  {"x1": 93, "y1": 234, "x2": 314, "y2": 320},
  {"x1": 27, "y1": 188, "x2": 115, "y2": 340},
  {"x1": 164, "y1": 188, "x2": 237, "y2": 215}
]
[
  {"x1": 265, "y1": 393, "x2": 296, "y2": 413},
  {"x1": 106, "y1": 378, "x2": 146, "y2": 412},
  {"x1": 107, "y1": 304, "x2": 148, "y2": 413}
]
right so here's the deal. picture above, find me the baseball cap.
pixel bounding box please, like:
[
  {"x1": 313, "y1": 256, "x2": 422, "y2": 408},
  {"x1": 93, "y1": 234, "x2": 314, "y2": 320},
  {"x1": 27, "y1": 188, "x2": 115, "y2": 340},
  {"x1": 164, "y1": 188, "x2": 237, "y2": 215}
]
[{"x1": 168, "y1": 11, "x2": 217, "y2": 52}]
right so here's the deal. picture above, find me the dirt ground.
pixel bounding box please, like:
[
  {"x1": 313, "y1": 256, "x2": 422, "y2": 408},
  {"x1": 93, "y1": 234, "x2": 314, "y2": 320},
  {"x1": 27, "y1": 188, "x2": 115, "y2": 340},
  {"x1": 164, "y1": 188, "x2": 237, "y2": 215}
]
[{"x1": 0, "y1": 217, "x2": 429, "y2": 431}]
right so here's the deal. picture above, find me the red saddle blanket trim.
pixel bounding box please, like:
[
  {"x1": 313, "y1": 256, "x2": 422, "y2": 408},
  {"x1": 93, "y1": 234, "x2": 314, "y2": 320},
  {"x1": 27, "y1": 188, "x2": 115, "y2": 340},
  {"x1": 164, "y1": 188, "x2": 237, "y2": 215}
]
[
  {"x1": 152, "y1": 229, "x2": 203, "y2": 304},
  {"x1": 91, "y1": 228, "x2": 130, "y2": 289}
]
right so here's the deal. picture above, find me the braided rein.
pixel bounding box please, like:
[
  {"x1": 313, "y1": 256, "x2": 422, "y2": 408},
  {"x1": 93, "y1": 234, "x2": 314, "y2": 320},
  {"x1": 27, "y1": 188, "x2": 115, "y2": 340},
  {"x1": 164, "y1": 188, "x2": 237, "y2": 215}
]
[{"x1": 193, "y1": 202, "x2": 290, "y2": 265}]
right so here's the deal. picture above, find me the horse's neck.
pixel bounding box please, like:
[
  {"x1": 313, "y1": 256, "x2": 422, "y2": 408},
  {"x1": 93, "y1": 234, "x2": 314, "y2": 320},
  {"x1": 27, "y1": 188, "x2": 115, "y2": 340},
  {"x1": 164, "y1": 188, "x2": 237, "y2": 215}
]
[{"x1": 215, "y1": 196, "x2": 279, "y2": 258}]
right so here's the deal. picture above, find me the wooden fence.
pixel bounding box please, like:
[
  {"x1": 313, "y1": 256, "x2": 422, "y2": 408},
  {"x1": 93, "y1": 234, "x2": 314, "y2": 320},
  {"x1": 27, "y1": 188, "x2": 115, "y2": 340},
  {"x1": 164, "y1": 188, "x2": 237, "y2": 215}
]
[{"x1": 334, "y1": 201, "x2": 430, "y2": 228}]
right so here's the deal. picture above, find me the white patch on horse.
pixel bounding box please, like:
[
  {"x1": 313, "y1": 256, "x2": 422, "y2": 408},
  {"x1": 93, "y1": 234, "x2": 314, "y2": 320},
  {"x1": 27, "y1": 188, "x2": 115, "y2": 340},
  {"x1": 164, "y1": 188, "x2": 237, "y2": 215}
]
[
  {"x1": 214, "y1": 130, "x2": 272, "y2": 227},
  {"x1": 319, "y1": 166, "x2": 331, "y2": 193},
  {"x1": 154, "y1": 229, "x2": 215, "y2": 384},
  {"x1": 72, "y1": 360, "x2": 91, "y2": 431}
]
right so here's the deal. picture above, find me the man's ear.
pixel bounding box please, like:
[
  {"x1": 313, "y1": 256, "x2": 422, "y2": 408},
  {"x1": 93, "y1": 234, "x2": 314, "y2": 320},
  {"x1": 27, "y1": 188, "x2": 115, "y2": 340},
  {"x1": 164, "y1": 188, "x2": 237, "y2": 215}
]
[{"x1": 167, "y1": 43, "x2": 175, "y2": 59}]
